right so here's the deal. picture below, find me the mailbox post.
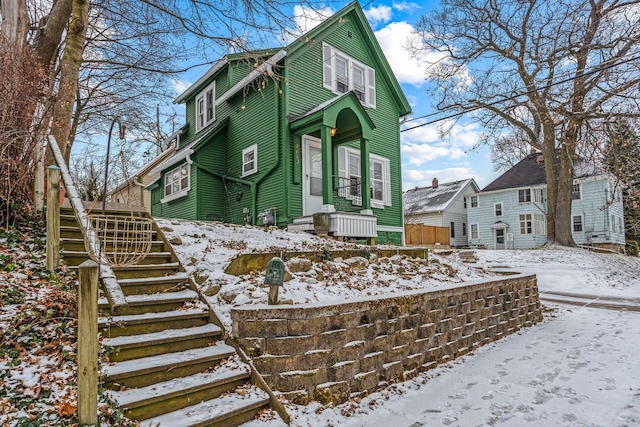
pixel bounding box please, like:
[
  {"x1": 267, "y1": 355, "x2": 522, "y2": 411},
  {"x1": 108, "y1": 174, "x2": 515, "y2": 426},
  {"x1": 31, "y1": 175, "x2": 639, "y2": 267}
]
[{"x1": 265, "y1": 257, "x2": 285, "y2": 305}]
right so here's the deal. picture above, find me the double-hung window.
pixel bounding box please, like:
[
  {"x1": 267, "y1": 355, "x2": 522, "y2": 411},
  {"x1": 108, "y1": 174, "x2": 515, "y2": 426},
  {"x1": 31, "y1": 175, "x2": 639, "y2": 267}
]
[
  {"x1": 519, "y1": 214, "x2": 533, "y2": 234},
  {"x1": 196, "y1": 81, "x2": 216, "y2": 132},
  {"x1": 469, "y1": 195, "x2": 478, "y2": 208},
  {"x1": 534, "y1": 189, "x2": 543, "y2": 203},
  {"x1": 534, "y1": 213, "x2": 546, "y2": 235},
  {"x1": 573, "y1": 215, "x2": 583, "y2": 232},
  {"x1": 495, "y1": 202, "x2": 503, "y2": 217},
  {"x1": 519, "y1": 189, "x2": 531, "y2": 203},
  {"x1": 242, "y1": 144, "x2": 258, "y2": 177},
  {"x1": 470, "y1": 224, "x2": 479, "y2": 239},
  {"x1": 163, "y1": 163, "x2": 190, "y2": 202},
  {"x1": 338, "y1": 147, "x2": 391, "y2": 207},
  {"x1": 323, "y1": 43, "x2": 376, "y2": 108},
  {"x1": 572, "y1": 183, "x2": 581, "y2": 200}
]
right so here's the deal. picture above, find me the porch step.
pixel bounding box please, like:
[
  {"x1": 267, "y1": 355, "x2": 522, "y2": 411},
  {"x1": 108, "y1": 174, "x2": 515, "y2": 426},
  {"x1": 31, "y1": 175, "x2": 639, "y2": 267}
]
[
  {"x1": 107, "y1": 361, "x2": 251, "y2": 420},
  {"x1": 139, "y1": 387, "x2": 271, "y2": 427},
  {"x1": 62, "y1": 251, "x2": 173, "y2": 267},
  {"x1": 99, "y1": 307, "x2": 209, "y2": 338},
  {"x1": 60, "y1": 237, "x2": 165, "y2": 253},
  {"x1": 118, "y1": 272, "x2": 191, "y2": 295},
  {"x1": 103, "y1": 324, "x2": 222, "y2": 362},
  {"x1": 111, "y1": 262, "x2": 181, "y2": 279},
  {"x1": 98, "y1": 289, "x2": 199, "y2": 315},
  {"x1": 459, "y1": 250, "x2": 478, "y2": 263},
  {"x1": 103, "y1": 343, "x2": 236, "y2": 388}
]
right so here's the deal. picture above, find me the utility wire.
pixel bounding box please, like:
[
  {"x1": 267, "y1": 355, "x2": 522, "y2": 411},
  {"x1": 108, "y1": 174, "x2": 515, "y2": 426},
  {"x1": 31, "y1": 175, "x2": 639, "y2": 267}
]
[{"x1": 401, "y1": 53, "x2": 640, "y2": 133}]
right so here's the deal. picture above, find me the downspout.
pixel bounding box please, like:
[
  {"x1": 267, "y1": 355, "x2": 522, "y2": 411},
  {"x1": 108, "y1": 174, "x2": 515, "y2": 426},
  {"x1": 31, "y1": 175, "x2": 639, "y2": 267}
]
[{"x1": 252, "y1": 65, "x2": 283, "y2": 225}]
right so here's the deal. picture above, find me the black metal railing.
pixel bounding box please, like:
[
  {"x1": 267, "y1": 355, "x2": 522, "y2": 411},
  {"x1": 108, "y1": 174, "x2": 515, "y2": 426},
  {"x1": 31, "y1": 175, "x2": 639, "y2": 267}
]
[{"x1": 332, "y1": 176, "x2": 363, "y2": 212}]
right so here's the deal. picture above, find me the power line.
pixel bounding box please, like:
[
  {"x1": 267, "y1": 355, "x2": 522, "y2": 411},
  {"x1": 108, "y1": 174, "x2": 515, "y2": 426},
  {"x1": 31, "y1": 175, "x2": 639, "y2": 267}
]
[{"x1": 401, "y1": 53, "x2": 640, "y2": 133}]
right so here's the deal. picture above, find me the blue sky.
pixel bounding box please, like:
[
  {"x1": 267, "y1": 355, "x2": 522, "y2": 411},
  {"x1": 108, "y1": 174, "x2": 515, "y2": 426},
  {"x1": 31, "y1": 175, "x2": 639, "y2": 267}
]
[{"x1": 170, "y1": 0, "x2": 501, "y2": 190}]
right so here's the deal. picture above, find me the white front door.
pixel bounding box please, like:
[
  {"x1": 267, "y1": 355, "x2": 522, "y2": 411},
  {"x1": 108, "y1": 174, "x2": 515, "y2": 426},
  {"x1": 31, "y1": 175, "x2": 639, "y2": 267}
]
[{"x1": 302, "y1": 135, "x2": 324, "y2": 216}]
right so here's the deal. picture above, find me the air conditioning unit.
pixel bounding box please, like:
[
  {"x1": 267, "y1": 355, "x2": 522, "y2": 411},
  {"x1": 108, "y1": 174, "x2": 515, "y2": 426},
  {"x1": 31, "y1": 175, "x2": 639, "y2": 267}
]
[{"x1": 506, "y1": 233, "x2": 514, "y2": 242}]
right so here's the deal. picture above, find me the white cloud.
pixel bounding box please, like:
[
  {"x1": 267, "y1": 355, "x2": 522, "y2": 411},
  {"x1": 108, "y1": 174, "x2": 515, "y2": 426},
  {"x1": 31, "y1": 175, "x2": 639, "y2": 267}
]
[
  {"x1": 374, "y1": 22, "x2": 446, "y2": 87},
  {"x1": 392, "y1": 1, "x2": 421, "y2": 12},
  {"x1": 171, "y1": 78, "x2": 191, "y2": 95},
  {"x1": 365, "y1": 5, "x2": 393, "y2": 26},
  {"x1": 280, "y1": 5, "x2": 335, "y2": 43},
  {"x1": 403, "y1": 166, "x2": 481, "y2": 191}
]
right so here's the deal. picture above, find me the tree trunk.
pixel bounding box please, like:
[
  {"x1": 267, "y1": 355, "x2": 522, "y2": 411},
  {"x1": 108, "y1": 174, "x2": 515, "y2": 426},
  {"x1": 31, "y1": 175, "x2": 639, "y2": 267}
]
[
  {"x1": 555, "y1": 149, "x2": 575, "y2": 246},
  {"x1": 32, "y1": 0, "x2": 73, "y2": 71},
  {"x1": 0, "y1": 0, "x2": 29, "y2": 46},
  {"x1": 50, "y1": 0, "x2": 90, "y2": 162}
]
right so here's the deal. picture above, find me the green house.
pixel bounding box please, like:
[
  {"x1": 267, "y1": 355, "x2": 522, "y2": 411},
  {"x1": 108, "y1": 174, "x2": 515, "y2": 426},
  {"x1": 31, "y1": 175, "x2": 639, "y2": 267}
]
[{"x1": 148, "y1": 1, "x2": 411, "y2": 244}]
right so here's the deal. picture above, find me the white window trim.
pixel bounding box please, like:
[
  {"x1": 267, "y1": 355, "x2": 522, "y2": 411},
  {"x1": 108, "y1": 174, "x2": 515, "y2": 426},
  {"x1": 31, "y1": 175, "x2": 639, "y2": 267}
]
[
  {"x1": 518, "y1": 188, "x2": 532, "y2": 203},
  {"x1": 161, "y1": 163, "x2": 190, "y2": 203},
  {"x1": 241, "y1": 144, "x2": 258, "y2": 177},
  {"x1": 534, "y1": 188, "x2": 544, "y2": 203},
  {"x1": 572, "y1": 214, "x2": 584, "y2": 233},
  {"x1": 494, "y1": 202, "x2": 503, "y2": 217},
  {"x1": 337, "y1": 147, "x2": 391, "y2": 208},
  {"x1": 572, "y1": 182, "x2": 582, "y2": 200},
  {"x1": 322, "y1": 42, "x2": 376, "y2": 108},
  {"x1": 534, "y1": 213, "x2": 546, "y2": 235},
  {"x1": 196, "y1": 81, "x2": 216, "y2": 133},
  {"x1": 469, "y1": 195, "x2": 479, "y2": 208},
  {"x1": 470, "y1": 223, "x2": 479, "y2": 240},
  {"x1": 519, "y1": 213, "x2": 533, "y2": 235}
]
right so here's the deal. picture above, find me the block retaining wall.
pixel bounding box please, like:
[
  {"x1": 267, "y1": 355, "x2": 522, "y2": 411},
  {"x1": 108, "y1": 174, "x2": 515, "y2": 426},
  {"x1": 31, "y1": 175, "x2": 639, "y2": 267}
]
[{"x1": 231, "y1": 274, "x2": 542, "y2": 405}]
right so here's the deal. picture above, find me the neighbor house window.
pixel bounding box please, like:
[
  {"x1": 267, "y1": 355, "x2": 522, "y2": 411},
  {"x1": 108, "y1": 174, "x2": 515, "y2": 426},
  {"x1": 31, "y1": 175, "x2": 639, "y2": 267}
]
[
  {"x1": 495, "y1": 202, "x2": 503, "y2": 217},
  {"x1": 323, "y1": 43, "x2": 376, "y2": 108},
  {"x1": 534, "y1": 213, "x2": 546, "y2": 235},
  {"x1": 338, "y1": 147, "x2": 391, "y2": 207},
  {"x1": 534, "y1": 188, "x2": 544, "y2": 203},
  {"x1": 573, "y1": 215, "x2": 583, "y2": 232},
  {"x1": 450, "y1": 222, "x2": 455, "y2": 238},
  {"x1": 242, "y1": 144, "x2": 258, "y2": 177},
  {"x1": 611, "y1": 214, "x2": 616, "y2": 232},
  {"x1": 469, "y1": 195, "x2": 478, "y2": 208},
  {"x1": 196, "y1": 81, "x2": 216, "y2": 132},
  {"x1": 462, "y1": 223, "x2": 467, "y2": 236},
  {"x1": 470, "y1": 223, "x2": 479, "y2": 239},
  {"x1": 572, "y1": 183, "x2": 581, "y2": 200},
  {"x1": 519, "y1": 189, "x2": 531, "y2": 203},
  {"x1": 163, "y1": 163, "x2": 190, "y2": 202},
  {"x1": 519, "y1": 213, "x2": 533, "y2": 234}
]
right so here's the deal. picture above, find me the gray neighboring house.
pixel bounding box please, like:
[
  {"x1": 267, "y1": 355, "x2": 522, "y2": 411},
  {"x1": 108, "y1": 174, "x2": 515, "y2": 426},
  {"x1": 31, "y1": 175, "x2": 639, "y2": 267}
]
[
  {"x1": 467, "y1": 152, "x2": 625, "y2": 251},
  {"x1": 403, "y1": 178, "x2": 480, "y2": 247}
]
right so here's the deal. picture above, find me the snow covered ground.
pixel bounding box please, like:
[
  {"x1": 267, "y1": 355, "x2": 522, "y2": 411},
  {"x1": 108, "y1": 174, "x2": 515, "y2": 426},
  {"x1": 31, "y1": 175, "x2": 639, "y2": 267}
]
[{"x1": 157, "y1": 220, "x2": 640, "y2": 427}]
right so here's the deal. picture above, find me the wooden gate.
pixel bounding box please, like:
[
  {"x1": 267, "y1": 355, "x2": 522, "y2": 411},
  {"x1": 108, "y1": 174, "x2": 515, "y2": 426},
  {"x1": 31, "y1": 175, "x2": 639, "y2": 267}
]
[{"x1": 405, "y1": 224, "x2": 450, "y2": 246}]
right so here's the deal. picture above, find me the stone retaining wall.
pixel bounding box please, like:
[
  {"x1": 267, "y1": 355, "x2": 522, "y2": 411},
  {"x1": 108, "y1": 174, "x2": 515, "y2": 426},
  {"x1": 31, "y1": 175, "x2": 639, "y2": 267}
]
[{"x1": 231, "y1": 274, "x2": 542, "y2": 405}]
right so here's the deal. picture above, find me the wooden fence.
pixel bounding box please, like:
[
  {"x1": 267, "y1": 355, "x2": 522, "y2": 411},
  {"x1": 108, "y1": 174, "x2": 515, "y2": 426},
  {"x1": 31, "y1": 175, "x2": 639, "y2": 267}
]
[{"x1": 405, "y1": 224, "x2": 450, "y2": 246}]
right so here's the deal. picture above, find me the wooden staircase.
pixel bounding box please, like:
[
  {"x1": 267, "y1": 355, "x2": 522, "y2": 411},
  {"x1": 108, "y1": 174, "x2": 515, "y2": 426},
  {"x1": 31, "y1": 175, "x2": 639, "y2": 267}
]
[{"x1": 60, "y1": 207, "x2": 274, "y2": 426}]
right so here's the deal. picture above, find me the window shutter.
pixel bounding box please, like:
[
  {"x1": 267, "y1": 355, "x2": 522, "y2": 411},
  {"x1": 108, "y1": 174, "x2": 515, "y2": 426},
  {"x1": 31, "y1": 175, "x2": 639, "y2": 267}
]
[
  {"x1": 323, "y1": 44, "x2": 333, "y2": 90},
  {"x1": 383, "y1": 158, "x2": 391, "y2": 205},
  {"x1": 367, "y1": 67, "x2": 376, "y2": 108},
  {"x1": 338, "y1": 146, "x2": 348, "y2": 197}
]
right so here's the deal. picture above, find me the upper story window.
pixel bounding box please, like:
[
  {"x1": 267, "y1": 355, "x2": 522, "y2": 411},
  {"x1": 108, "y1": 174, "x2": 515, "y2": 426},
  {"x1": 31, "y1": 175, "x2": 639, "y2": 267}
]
[
  {"x1": 242, "y1": 144, "x2": 258, "y2": 177},
  {"x1": 494, "y1": 202, "x2": 503, "y2": 217},
  {"x1": 572, "y1": 183, "x2": 581, "y2": 200},
  {"x1": 519, "y1": 189, "x2": 531, "y2": 203},
  {"x1": 534, "y1": 188, "x2": 543, "y2": 203},
  {"x1": 323, "y1": 43, "x2": 376, "y2": 108},
  {"x1": 196, "y1": 81, "x2": 216, "y2": 132},
  {"x1": 469, "y1": 195, "x2": 478, "y2": 208}
]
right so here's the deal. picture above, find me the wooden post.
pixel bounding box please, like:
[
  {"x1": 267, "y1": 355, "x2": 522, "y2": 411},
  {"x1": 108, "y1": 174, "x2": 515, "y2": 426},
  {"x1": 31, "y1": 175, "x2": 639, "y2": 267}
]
[
  {"x1": 78, "y1": 260, "x2": 99, "y2": 426},
  {"x1": 46, "y1": 166, "x2": 61, "y2": 271},
  {"x1": 268, "y1": 285, "x2": 279, "y2": 305}
]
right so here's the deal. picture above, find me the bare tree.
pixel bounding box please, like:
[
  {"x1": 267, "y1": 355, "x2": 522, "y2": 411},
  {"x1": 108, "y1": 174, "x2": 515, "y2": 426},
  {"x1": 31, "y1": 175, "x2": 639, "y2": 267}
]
[{"x1": 411, "y1": 0, "x2": 640, "y2": 246}]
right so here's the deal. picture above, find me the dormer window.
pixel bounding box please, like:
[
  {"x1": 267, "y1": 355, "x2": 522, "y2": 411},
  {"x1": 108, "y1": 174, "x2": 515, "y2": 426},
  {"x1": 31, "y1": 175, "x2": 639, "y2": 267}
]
[
  {"x1": 322, "y1": 43, "x2": 376, "y2": 108},
  {"x1": 196, "y1": 81, "x2": 216, "y2": 132}
]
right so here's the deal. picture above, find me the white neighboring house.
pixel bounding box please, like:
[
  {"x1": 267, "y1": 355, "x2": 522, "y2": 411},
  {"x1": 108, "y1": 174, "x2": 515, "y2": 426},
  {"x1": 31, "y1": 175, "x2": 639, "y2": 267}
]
[
  {"x1": 466, "y1": 153, "x2": 626, "y2": 251},
  {"x1": 403, "y1": 178, "x2": 480, "y2": 247}
]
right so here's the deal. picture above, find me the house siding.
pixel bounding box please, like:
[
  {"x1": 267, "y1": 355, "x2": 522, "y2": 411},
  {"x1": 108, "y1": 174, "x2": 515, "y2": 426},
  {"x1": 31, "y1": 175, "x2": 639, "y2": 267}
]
[{"x1": 285, "y1": 18, "x2": 404, "y2": 228}]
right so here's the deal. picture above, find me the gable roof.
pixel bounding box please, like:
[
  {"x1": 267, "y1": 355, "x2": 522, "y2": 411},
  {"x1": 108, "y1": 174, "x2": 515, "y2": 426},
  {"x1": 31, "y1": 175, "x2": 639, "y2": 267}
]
[
  {"x1": 173, "y1": 2, "x2": 411, "y2": 116},
  {"x1": 482, "y1": 153, "x2": 607, "y2": 192},
  {"x1": 403, "y1": 178, "x2": 479, "y2": 215}
]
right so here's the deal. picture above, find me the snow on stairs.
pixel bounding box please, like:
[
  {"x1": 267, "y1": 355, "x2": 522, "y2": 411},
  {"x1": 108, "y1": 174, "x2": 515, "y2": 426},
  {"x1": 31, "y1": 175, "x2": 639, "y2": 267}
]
[
  {"x1": 459, "y1": 250, "x2": 478, "y2": 263},
  {"x1": 59, "y1": 207, "x2": 274, "y2": 426}
]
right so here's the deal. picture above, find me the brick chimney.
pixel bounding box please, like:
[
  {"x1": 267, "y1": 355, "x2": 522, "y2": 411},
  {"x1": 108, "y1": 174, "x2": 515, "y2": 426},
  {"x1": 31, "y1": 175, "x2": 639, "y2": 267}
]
[{"x1": 432, "y1": 178, "x2": 438, "y2": 188}]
